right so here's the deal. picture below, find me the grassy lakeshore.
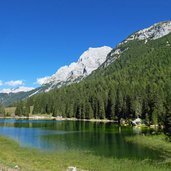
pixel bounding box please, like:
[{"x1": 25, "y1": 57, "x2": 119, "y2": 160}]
[
  {"x1": 126, "y1": 134, "x2": 171, "y2": 165},
  {"x1": 0, "y1": 136, "x2": 171, "y2": 171}
]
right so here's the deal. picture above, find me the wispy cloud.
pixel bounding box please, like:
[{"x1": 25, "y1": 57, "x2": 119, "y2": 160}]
[
  {"x1": 36, "y1": 76, "x2": 50, "y2": 85},
  {"x1": 0, "y1": 80, "x2": 3, "y2": 86},
  {"x1": 5, "y1": 80, "x2": 24, "y2": 86}
]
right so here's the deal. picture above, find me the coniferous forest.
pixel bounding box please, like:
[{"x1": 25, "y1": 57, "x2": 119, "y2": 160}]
[{"x1": 15, "y1": 33, "x2": 171, "y2": 137}]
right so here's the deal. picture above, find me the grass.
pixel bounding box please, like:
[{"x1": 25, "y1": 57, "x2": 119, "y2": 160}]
[
  {"x1": 126, "y1": 134, "x2": 171, "y2": 153},
  {"x1": 126, "y1": 134, "x2": 171, "y2": 165},
  {"x1": 0, "y1": 136, "x2": 171, "y2": 171}
]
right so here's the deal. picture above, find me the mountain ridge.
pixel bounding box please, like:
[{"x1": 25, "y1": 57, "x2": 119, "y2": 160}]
[
  {"x1": 0, "y1": 87, "x2": 34, "y2": 94},
  {"x1": 38, "y1": 46, "x2": 112, "y2": 92},
  {"x1": 103, "y1": 20, "x2": 171, "y2": 67},
  {"x1": 28, "y1": 26, "x2": 171, "y2": 122},
  {"x1": 0, "y1": 20, "x2": 171, "y2": 106},
  {"x1": 0, "y1": 46, "x2": 112, "y2": 105}
]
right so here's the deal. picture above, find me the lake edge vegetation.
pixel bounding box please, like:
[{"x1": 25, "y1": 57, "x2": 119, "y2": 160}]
[{"x1": 0, "y1": 135, "x2": 171, "y2": 171}]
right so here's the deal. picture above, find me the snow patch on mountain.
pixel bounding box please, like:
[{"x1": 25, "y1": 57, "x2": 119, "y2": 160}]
[
  {"x1": 0, "y1": 86, "x2": 34, "y2": 94},
  {"x1": 38, "y1": 46, "x2": 112, "y2": 90}
]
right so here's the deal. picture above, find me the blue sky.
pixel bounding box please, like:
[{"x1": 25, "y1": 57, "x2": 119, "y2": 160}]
[{"x1": 0, "y1": 0, "x2": 170, "y2": 91}]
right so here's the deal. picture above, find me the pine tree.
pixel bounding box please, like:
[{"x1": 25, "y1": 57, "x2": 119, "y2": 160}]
[
  {"x1": 164, "y1": 106, "x2": 171, "y2": 141},
  {"x1": 152, "y1": 109, "x2": 158, "y2": 125},
  {"x1": 98, "y1": 96, "x2": 105, "y2": 119},
  {"x1": 85, "y1": 101, "x2": 93, "y2": 119},
  {"x1": 107, "y1": 89, "x2": 115, "y2": 120},
  {"x1": 15, "y1": 101, "x2": 24, "y2": 116},
  {"x1": 0, "y1": 103, "x2": 5, "y2": 115},
  {"x1": 24, "y1": 102, "x2": 30, "y2": 117},
  {"x1": 132, "y1": 98, "x2": 142, "y2": 118},
  {"x1": 115, "y1": 89, "x2": 123, "y2": 124},
  {"x1": 76, "y1": 101, "x2": 82, "y2": 119}
]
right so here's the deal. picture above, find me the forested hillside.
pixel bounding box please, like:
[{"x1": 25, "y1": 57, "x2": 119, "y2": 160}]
[{"x1": 15, "y1": 33, "x2": 171, "y2": 128}]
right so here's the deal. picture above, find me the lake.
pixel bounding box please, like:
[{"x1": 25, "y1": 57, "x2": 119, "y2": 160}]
[{"x1": 0, "y1": 119, "x2": 161, "y2": 160}]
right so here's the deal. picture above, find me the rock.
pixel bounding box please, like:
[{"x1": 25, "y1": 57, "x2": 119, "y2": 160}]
[
  {"x1": 67, "y1": 166, "x2": 77, "y2": 171},
  {"x1": 15, "y1": 165, "x2": 19, "y2": 170},
  {"x1": 131, "y1": 118, "x2": 142, "y2": 126}
]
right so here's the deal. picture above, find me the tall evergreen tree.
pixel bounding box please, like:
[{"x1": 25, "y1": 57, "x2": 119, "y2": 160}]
[
  {"x1": 15, "y1": 101, "x2": 24, "y2": 116},
  {"x1": 164, "y1": 106, "x2": 171, "y2": 141},
  {"x1": 0, "y1": 103, "x2": 5, "y2": 115},
  {"x1": 107, "y1": 89, "x2": 115, "y2": 120},
  {"x1": 98, "y1": 96, "x2": 105, "y2": 119}
]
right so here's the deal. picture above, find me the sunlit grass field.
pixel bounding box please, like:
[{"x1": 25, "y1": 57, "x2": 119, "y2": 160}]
[{"x1": 0, "y1": 135, "x2": 170, "y2": 171}]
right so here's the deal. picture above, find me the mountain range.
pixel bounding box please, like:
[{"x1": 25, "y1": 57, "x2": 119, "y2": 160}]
[
  {"x1": 27, "y1": 19, "x2": 171, "y2": 121},
  {"x1": 0, "y1": 20, "x2": 171, "y2": 106},
  {"x1": 0, "y1": 46, "x2": 112, "y2": 105}
]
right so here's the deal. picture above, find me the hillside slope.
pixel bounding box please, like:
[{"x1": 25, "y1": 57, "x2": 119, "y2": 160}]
[{"x1": 23, "y1": 21, "x2": 171, "y2": 125}]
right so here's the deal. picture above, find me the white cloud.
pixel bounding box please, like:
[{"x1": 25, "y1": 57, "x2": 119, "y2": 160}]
[
  {"x1": 5, "y1": 80, "x2": 24, "y2": 86},
  {"x1": 0, "y1": 80, "x2": 3, "y2": 86},
  {"x1": 36, "y1": 76, "x2": 50, "y2": 85}
]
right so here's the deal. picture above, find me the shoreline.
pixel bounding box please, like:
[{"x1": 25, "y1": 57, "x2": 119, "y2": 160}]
[
  {"x1": 0, "y1": 131, "x2": 170, "y2": 171},
  {"x1": 0, "y1": 115, "x2": 117, "y2": 123},
  {"x1": 0, "y1": 116, "x2": 160, "y2": 129}
]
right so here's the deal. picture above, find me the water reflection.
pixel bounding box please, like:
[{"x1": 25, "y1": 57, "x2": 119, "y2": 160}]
[{"x1": 0, "y1": 119, "x2": 161, "y2": 160}]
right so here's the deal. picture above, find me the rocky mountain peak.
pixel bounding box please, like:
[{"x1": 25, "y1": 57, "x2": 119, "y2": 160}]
[
  {"x1": 123, "y1": 20, "x2": 171, "y2": 44},
  {"x1": 104, "y1": 20, "x2": 171, "y2": 66},
  {"x1": 40, "y1": 46, "x2": 112, "y2": 91}
]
